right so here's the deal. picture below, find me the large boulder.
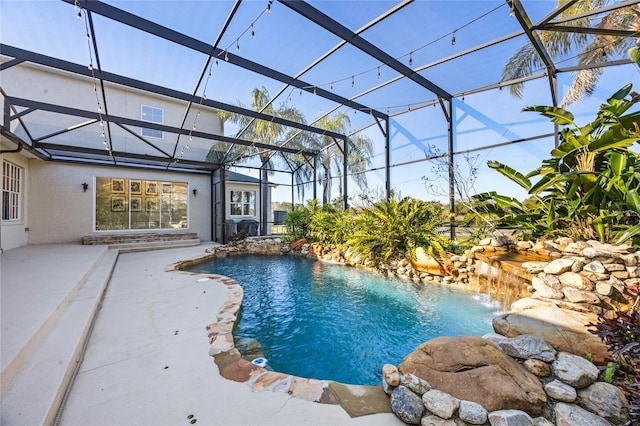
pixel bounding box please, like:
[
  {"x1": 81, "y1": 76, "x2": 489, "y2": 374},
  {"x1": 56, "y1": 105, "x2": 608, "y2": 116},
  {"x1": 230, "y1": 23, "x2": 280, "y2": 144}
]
[
  {"x1": 411, "y1": 247, "x2": 447, "y2": 276},
  {"x1": 492, "y1": 306, "x2": 611, "y2": 364},
  {"x1": 289, "y1": 238, "x2": 308, "y2": 250},
  {"x1": 398, "y1": 336, "x2": 546, "y2": 416}
]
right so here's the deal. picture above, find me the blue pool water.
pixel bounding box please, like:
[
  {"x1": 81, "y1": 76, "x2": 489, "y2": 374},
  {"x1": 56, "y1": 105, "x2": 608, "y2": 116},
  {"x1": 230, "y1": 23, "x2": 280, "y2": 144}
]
[{"x1": 189, "y1": 255, "x2": 500, "y2": 385}]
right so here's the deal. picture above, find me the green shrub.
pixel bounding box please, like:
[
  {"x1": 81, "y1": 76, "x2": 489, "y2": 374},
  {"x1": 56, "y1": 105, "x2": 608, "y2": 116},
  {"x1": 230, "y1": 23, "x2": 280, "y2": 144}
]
[
  {"x1": 283, "y1": 209, "x2": 312, "y2": 241},
  {"x1": 345, "y1": 196, "x2": 447, "y2": 269},
  {"x1": 473, "y1": 85, "x2": 640, "y2": 245},
  {"x1": 309, "y1": 207, "x2": 354, "y2": 246}
]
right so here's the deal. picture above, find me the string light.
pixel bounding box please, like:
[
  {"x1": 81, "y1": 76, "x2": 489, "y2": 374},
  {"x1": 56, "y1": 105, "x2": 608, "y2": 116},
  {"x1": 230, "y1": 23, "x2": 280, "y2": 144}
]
[
  {"x1": 351, "y1": 76, "x2": 354, "y2": 87},
  {"x1": 76, "y1": 1, "x2": 112, "y2": 155},
  {"x1": 451, "y1": 31, "x2": 456, "y2": 46},
  {"x1": 251, "y1": 24, "x2": 255, "y2": 39},
  {"x1": 236, "y1": 40, "x2": 240, "y2": 51},
  {"x1": 224, "y1": 51, "x2": 229, "y2": 61},
  {"x1": 509, "y1": 1, "x2": 515, "y2": 17},
  {"x1": 266, "y1": 0, "x2": 272, "y2": 14},
  {"x1": 302, "y1": 3, "x2": 504, "y2": 94}
]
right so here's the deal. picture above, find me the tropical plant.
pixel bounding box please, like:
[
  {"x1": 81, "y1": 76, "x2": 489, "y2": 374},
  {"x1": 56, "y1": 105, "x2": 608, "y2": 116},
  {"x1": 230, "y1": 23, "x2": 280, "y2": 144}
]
[
  {"x1": 283, "y1": 199, "x2": 355, "y2": 246},
  {"x1": 590, "y1": 308, "x2": 640, "y2": 424},
  {"x1": 345, "y1": 196, "x2": 447, "y2": 269},
  {"x1": 207, "y1": 87, "x2": 314, "y2": 233},
  {"x1": 312, "y1": 112, "x2": 374, "y2": 204},
  {"x1": 308, "y1": 206, "x2": 355, "y2": 246},
  {"x1": 283, "y1": 208, "x2": 312, "y2": 241},
  {"x1": 502, "y1": 1, "x2": 639, "y2": 108},
  {"x1": 473, "y1": 84, "x2": 640, "y2": 244}
]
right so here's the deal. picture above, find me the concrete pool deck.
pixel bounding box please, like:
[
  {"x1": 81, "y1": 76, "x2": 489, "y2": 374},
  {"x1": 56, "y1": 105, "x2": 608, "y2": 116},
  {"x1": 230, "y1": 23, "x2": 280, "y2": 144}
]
[{"x1": 1, "y1": 243, "x2": 401, "y2": 425}]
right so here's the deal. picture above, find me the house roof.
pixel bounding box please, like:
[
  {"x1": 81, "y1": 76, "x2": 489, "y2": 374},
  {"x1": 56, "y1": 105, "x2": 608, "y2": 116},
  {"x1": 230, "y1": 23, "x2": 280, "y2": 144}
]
[{"x1": 226, "y1": 170, "x2": 262, "y2": 184}]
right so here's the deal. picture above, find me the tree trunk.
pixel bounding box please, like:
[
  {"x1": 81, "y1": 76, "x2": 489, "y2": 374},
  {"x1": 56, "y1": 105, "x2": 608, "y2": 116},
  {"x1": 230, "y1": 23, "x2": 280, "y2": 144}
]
[
  {"x1": 322, "y1": 155, "x2": 332, "y2": 205},
  {"x1": 261, "y1": 161, "x2": 269, "y2": 236}
]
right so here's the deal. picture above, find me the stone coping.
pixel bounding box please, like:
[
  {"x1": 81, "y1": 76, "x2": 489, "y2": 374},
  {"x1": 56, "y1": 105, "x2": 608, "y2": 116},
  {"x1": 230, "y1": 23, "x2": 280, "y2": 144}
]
[{"x1": 168, "y1": 250, "x2": 393, "y2": 418}]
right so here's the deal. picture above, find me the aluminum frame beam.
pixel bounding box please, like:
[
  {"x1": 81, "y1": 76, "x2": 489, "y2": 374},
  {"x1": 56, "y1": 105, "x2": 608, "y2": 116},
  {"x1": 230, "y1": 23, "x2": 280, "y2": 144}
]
[
  {"x1": 0, "y1": 45, "x2": 346, "y2": 142},
  {"x1": 509, "y1": 0, "x2": 558, "y2": 106},
  {"x1": 279, "y1": 0, "x2": 452, "y2": 101},
  {"x1": 538, "y1": 25, "x2": 637, "y2": 38},
  {"x1": 5, "y1": 96, "x2": 319, "y2": 157},
  {"x1": 63, "y1": 0, "x2": 386, "y2": 120}
]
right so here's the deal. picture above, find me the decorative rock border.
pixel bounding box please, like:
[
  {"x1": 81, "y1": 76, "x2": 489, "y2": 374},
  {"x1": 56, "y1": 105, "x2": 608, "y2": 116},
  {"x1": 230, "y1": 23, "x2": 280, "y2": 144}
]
[
  {"x1": 169, "y1": 236, "x2": 636, "y2": 423},
  {"x1": 467, "y1": 237, "x2": 638, "y2": 316},
  {"x1": 382, "y1": 334, "x2": 629, "y2": 425}
]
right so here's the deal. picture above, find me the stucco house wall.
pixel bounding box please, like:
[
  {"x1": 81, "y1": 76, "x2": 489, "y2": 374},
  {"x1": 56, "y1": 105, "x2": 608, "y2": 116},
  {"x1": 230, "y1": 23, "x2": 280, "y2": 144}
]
[
  {"x1": 0, "y1": 61, "x2": 223, "y2": 152},
  {"x1": 0, "y1": 152, "x2": 30, "y2": 251},
  {"x1": 1, "y1": 60, "x2": 224, "y2": 250},
  {"x1": 26, "y1": 162, "x2": 212, "y2": 245}
]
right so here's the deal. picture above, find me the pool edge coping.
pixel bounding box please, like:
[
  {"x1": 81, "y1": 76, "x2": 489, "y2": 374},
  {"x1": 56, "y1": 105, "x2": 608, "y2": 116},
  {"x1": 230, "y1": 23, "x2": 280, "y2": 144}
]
[{"x1": 167, "y1": 250, "x2": 394, "y2": 418}]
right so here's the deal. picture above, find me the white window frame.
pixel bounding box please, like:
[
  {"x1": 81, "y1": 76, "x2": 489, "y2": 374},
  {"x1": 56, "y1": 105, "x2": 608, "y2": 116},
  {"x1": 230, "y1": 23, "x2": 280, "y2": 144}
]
[
  {"x1": 141, "y1": 105, "x2": 164, "y2": 139},
  {"x1": 2, "y1": 160, "x2": 22, "y2": 221},
  {"x1": 229, "y1": 190, "x2": 256, "y2": 217}
]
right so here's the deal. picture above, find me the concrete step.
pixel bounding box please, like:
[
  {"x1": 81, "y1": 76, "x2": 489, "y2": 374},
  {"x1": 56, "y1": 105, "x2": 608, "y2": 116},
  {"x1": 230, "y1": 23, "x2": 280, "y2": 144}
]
[
  {"x1": 0, "y1": 246, "x2": 109, "y2": 392},
  {"x1": 110, "y1": 238, "x2": 201, "y2": 253},
  {"x1": 0, "y1": 249, "x2": 119, "y2": 426},
  {"x1": 82, "y1": 232, "x2": 199, "y2": 245}
]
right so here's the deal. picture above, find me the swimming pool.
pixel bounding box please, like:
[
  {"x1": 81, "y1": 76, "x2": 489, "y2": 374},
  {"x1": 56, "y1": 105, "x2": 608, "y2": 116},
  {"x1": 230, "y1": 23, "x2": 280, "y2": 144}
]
[{"x1": 188, "y1": 255, "x2": 499, "y2": 386}]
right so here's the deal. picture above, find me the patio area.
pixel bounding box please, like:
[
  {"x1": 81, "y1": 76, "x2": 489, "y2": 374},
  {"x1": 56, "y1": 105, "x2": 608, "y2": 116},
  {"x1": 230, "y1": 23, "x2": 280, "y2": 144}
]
[{"x1": 0, "y1": 244, "x2": 401, "y2": 425}]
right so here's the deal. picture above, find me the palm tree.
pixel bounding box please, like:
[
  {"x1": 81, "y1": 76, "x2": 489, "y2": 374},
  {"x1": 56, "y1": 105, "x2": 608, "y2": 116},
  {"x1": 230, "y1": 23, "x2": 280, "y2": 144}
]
[
  {"x1": 313, "y1": 112, "x2": 374, "y2": 205},
  {"x1": 502, "y1": 1, "x2": 639, "y2": 108},
  {"x1": 207, "y1": 86, "x2": 312, "y2": 233}
]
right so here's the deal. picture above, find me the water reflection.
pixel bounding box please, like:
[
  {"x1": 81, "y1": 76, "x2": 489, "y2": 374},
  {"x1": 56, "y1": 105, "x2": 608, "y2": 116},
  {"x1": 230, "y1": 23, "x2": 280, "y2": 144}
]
[{"x1": 188, "y1": 255, "x2": 500, "y2": 385}]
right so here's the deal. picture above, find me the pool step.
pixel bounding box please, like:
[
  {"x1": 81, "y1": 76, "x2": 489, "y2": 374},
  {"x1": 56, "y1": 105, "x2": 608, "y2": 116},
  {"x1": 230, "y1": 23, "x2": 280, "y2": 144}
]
[{"x1": 0, "y1": 249, "x2": 119, "y2": 425}]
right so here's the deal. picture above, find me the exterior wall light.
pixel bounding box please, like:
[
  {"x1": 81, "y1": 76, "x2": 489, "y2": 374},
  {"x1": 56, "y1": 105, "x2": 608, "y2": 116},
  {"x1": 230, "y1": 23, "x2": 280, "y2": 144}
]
[
  {"x1": 192, "y1": 189, "x2": 198, "y2": 196},
  {"x1": 82, "y1": 182, "x2": 89, "y2": 192}
]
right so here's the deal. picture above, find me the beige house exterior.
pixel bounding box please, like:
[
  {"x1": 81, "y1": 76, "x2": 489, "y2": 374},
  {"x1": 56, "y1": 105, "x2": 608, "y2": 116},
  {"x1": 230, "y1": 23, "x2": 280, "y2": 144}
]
[{"x1": 1, "y1": 61, "x2": 271, "y2": 252}]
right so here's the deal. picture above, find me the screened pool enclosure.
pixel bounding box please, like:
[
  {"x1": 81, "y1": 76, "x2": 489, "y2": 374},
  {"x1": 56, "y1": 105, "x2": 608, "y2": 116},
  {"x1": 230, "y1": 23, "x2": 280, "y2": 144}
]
[{"x1": 1, "y1": 0, "x2": 638, "y2": 240}]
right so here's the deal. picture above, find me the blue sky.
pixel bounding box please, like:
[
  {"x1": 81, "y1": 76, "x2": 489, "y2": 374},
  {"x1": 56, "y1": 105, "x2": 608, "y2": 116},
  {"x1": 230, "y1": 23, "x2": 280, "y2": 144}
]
[{"x1": 1, "y1": 0, "x2": 638, "y2": 204}]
